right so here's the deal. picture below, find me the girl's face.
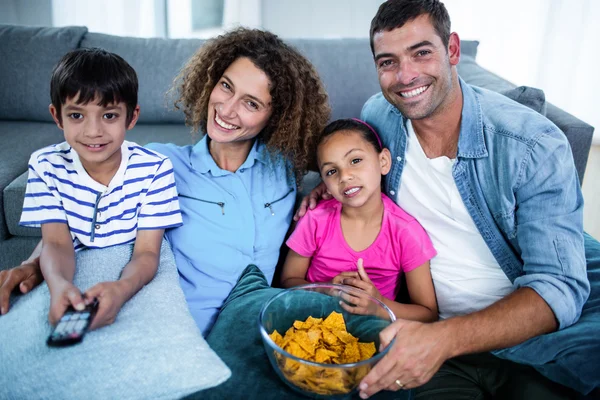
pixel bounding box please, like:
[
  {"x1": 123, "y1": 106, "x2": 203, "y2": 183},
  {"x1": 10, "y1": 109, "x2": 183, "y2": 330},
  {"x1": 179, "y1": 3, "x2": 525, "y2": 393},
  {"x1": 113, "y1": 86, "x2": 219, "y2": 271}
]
[
  {"x1": 207, "y1": 57, "x2": 273, "y2": 145},
  {"x1": 317, "y1": 130, "x2": 391, "y2": 209}
]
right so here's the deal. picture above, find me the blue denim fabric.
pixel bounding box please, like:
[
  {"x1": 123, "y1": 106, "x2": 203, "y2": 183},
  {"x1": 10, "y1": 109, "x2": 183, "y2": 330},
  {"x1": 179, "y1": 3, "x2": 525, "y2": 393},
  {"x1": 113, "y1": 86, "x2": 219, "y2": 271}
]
[{"x1": 361, "y1": 78, "x2": 597, "y2": 393}]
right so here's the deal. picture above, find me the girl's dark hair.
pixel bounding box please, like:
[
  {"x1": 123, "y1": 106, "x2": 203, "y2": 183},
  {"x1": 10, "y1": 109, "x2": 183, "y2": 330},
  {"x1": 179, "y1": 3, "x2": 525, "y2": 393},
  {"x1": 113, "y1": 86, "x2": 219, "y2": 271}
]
[
  {"x1": 319, "y1": 118, "x2": 383, "y2": 153},
  {"x1": 172, "y1": 28, "x2": 330, "y2": 181},
  {"x1": 50, "y1": 47, "x2": 138, "y2": 125}
]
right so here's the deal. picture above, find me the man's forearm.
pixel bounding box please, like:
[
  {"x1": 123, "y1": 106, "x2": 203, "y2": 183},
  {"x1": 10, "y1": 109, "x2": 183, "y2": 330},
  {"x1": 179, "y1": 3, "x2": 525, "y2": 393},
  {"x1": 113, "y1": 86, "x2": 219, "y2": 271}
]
[{"x1": 440, "y1": 287, "x2": 557, "y2": 358}]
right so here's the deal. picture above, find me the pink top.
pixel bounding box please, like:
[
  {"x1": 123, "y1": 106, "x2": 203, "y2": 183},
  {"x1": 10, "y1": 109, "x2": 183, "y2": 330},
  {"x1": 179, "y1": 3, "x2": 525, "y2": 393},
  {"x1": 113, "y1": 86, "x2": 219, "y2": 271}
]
[{"x1": 286, "y1": 194, "x2": 436, "y2": 300}]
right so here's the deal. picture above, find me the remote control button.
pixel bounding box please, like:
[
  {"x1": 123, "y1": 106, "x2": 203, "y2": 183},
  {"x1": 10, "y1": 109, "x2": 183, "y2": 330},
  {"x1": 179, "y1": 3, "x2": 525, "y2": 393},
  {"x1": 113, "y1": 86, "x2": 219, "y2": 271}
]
[
  {"x1": 74, "y1": 320, "x2": 87, "y2": 331},
  {"x1": 80, "y1": 312, "x2": 90, "y2": 319},
  {"x1": 60, "y1": 314, "x2": 71, "y2": 322}
]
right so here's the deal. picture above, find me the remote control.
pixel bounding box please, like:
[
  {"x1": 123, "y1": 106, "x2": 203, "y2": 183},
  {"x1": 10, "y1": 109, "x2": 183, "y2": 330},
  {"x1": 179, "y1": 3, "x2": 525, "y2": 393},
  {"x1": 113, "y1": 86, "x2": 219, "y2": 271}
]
[{"x1": 47, "y1": 298, "x2": 98, "y2": 347}]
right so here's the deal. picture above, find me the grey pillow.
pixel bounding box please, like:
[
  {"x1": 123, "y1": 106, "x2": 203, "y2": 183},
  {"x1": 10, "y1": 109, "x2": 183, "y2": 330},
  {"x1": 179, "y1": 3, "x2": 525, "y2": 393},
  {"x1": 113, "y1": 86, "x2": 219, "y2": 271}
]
[
  {"x1": 0, "y1": 240, "x2": 230, "y2": 400},
  {"x1": 0, "y1": 25, "x2": 88, "y2": 122},
  {"x1": 501, "y1": 86, "x2": 547, "y2": 116}
]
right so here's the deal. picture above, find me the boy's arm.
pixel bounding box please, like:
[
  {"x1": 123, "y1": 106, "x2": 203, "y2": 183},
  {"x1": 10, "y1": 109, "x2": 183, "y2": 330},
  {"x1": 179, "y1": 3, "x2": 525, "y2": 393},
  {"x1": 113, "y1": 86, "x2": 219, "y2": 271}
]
[
  {"x1": 85, "y1": 228, "x2": 163, "y2": 330},
  {"x1": 40, "y1": 223, "x2": 85, "y2": 324},
  {"x1": 280, "y1": 250, "x2": 312, "y2": 288},
  {"x1": 382, "y1": 261, "x2": 438, "y2": 322}
]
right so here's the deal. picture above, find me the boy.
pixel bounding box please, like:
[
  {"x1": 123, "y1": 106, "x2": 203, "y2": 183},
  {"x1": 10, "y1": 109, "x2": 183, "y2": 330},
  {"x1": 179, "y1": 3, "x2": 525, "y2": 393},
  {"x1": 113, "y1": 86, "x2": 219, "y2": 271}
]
[{"x1": 19, "y1": 48, "x2": 182, "y2": 330}]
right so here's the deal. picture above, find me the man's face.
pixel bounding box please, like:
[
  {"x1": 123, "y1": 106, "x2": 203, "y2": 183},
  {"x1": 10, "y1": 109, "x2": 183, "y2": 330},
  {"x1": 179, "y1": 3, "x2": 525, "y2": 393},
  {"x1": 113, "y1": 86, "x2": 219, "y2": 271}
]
[{"x1": 372, "y1": 14, "x2": 459, "y2": 120}]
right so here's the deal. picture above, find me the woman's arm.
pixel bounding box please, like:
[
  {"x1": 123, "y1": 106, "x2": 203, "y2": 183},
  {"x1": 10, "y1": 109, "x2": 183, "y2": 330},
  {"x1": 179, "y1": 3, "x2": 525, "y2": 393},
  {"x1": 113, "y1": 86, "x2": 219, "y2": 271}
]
[
  {"x1": 280, "y1": 249, "x2": 312, "y2": 288},
  {"x1": 384, "y1": 261, "x2": 438, "y2": 322}
]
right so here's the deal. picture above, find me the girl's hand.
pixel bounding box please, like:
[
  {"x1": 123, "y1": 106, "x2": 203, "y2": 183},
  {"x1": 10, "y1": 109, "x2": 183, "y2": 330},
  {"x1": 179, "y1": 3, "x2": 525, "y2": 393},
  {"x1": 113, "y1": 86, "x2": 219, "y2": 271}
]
[
  {"x1": 48, "y1": 281, "x2": 85, "y2": 325},
  {"x1": 84, "y1": 281, "x2": 130, "y2": 330},
  {"x1": 330, "y1": 271, "x2": 359, "y2": 285},
  {"x1": 338, "y1": 259, "x2": 384, "y2": 301}
]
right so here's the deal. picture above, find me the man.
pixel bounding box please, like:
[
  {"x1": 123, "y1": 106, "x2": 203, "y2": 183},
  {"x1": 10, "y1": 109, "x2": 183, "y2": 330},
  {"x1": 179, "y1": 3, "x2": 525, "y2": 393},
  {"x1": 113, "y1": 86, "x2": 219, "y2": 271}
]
[{"x1": 295, "y1": 0, "x2": 598, "y2": 399}]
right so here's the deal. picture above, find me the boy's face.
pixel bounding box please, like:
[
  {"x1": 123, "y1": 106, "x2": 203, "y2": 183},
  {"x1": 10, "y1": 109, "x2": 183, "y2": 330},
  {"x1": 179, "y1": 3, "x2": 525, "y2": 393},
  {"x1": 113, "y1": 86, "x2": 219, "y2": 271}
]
[{"x1": 50, "y1": 94, "x2": 139, "y2": 175}]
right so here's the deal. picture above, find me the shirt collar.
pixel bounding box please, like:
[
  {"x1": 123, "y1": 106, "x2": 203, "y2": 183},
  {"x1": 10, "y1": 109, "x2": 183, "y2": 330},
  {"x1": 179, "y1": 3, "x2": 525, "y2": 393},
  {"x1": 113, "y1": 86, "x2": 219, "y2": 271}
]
[
  {"x1": 456, "y1": 76, "x2": 488, "y2": 159},
  {"x1": 189, "y1": 135, "x2": 269, "y2": 176}
]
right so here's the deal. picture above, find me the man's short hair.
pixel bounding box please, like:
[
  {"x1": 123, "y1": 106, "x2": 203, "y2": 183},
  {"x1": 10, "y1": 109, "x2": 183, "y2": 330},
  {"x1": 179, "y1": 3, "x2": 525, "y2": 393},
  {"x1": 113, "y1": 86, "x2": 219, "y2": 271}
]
[
  {"x1": 369, "y1": 0, "x2": 451, "y2": 55},
  {"x1": 50, "y1": 48, "x2": 138, "y2": 124}
]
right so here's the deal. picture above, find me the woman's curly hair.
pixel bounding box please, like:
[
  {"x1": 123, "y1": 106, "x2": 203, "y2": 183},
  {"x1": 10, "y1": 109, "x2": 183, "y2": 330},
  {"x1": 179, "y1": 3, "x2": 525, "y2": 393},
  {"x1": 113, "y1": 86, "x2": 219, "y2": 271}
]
[{"x1": 172, "y1": 28, "x2": 331, "y2": 181}]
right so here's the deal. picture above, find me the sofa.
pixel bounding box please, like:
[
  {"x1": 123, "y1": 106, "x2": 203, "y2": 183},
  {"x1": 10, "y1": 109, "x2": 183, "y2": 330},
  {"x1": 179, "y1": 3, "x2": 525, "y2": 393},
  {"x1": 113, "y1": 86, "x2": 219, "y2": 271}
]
[
  {"x1": 1, "y1": 24, "x2": 599, "y2": 399},
  {"x1": 0, "y1": 24, "x2": 595, "y2": 270}
]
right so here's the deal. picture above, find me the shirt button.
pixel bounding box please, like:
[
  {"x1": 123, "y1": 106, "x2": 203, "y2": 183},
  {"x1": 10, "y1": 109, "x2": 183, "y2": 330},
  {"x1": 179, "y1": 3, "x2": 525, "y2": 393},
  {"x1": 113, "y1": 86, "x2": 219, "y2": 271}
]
[
  {"x1": 390, "y1": 190, "x2": 396, "y2": 196},
  {"x1": 240, "y1": 168, "x2": 245, "y2": 173},
  {"x1": 95, "y1": 224, "x2": 100, "y2": 230},
  {"x1": 396, "y1": 156, "x2": 402, "y2": 162}
]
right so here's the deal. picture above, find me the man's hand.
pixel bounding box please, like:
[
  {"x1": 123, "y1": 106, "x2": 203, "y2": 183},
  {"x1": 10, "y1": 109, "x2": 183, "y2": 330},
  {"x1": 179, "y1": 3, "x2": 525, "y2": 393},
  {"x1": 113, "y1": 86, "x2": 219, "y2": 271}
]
[
  {"x1": 0, "y1": 261, "x2": 44, "y2": 315},
  {"x1": 48, "y1": 280, "x2": 85, "y2": 325},
  {"x1": 358, "y1": 320, "x2": 452, "y2": 398},
  {"x1": 84, "y1": 280, "x2": 131, "y2": 330},
  {"x1": 293, "y1": 181, "x2": 331, "y2": 221}
]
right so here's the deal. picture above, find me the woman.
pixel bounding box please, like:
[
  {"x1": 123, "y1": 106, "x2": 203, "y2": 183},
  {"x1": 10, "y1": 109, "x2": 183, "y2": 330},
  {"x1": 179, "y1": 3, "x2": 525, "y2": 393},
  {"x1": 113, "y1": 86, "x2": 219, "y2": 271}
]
[{"x1": 0, "y1": 28, "x2": 330, "y2": 337}]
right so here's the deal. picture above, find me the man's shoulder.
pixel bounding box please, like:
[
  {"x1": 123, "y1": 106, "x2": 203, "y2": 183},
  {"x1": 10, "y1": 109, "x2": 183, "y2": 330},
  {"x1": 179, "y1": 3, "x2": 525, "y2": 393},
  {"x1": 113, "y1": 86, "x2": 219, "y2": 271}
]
[{"x1": 471, "y1": 85, "x2": 561, "y2": 143}]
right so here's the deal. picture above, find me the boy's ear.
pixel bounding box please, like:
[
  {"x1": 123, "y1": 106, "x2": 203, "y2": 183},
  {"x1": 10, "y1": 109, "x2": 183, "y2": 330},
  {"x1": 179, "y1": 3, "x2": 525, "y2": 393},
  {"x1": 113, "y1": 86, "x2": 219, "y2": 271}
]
[
  {"x1": 380, "y1": 148, "x2": 392, "y2": 176},
  {"x1": 127, "y1": 105, "x2": 141, "y2": 130},
  {"x1": 49, "y1": 104, "x2": 63, "y2": 129}
]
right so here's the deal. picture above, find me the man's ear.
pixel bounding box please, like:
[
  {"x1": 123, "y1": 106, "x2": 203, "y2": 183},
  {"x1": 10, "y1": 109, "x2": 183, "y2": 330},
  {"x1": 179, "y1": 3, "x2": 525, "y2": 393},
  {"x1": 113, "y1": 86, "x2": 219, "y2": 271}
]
[
  {"x1": 49, "y1": 104, "x2": 63, "y2": 129},
  {"x1": 127, "y1": 105, "x2": 141, "y2": 130},
  {"x1": 448, "y1": 32, "x2": 461, "y2": 66},
  {"x1": 380, "y1": 148, "x2": 392, "y2": 176}
]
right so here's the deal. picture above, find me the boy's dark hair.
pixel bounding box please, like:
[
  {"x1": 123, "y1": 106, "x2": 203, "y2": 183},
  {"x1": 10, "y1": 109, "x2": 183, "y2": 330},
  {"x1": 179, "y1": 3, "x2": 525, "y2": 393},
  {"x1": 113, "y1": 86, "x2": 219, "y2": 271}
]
[
  {"x1": 369, "y1": 0, "x2": 451, "y2": 54},
  {"x1": 50, "y1": 48, "x2": 138, "y2": 125},
  {"x1": 319, "y1": 119, "x2": 383, "y2": 153}
]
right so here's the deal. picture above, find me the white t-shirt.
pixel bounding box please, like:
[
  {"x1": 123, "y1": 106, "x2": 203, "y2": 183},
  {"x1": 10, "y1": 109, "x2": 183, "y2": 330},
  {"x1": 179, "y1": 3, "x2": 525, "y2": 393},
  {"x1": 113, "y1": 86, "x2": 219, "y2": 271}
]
[
  {"x1": 397, "y1": 121, "x2": 514, "y2": 319},
  {"x1": 20, "y1": 140, "x2": 182, "y2": 250}
]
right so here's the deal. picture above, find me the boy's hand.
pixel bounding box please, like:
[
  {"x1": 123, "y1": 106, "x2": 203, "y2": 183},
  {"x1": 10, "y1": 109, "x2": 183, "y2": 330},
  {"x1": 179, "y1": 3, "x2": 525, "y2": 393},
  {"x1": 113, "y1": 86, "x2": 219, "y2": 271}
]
[
  {"x1": 84, "y1": 281, "x2": 130, "y2": 330},
  {"x1": 48, "y1": 281, "x2": 85, "y2": 325},
  {"x1": 0, "y1": 261, "x2": 44, "y2": 315},
  {"x1": 294, "y1": 181, "x2": 331, "y2": 221}
]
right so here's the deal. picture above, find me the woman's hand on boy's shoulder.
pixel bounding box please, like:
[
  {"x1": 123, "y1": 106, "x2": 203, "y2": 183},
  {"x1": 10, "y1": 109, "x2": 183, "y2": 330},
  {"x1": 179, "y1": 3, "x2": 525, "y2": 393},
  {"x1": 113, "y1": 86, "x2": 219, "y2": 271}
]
[
  {"x1": 294, "y1": 181, "x2": 331, "y2": 221},
  {"x1": 84, "y1": 280, "x2": 131, "y2": 330}
]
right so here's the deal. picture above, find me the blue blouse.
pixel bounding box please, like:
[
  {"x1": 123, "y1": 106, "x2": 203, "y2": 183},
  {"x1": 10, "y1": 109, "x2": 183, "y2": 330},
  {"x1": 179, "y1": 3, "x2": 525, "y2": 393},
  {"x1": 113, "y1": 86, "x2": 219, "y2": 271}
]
[{"x1": 147, "y1": 136, "x2": 296, "y2": 336}]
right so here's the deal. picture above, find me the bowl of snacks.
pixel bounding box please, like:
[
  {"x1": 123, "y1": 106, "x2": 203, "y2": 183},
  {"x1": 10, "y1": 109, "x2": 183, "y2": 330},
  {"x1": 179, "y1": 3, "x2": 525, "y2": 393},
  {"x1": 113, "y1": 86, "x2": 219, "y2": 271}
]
[{"x1": 258, "y1": 284, "x2": 396, "y2": 399}]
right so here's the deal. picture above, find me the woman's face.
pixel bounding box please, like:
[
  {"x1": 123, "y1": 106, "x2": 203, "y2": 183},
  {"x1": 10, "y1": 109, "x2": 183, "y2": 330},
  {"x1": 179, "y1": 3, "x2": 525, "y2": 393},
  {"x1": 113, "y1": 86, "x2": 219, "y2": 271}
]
[{"x1": 207, "y1": 57, "x2": 273, "y2": 145}]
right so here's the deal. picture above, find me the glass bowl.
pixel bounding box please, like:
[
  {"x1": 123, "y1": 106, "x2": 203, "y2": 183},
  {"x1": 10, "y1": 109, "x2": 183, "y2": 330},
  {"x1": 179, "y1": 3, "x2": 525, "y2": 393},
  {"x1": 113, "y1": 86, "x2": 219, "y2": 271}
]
[{"x1": 258, "y1": 284, "x2": 396, "y2": 399}]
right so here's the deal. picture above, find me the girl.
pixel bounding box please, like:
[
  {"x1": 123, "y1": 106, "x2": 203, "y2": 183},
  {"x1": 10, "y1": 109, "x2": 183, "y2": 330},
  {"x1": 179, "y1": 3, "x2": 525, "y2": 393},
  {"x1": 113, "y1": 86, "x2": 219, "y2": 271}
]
[{"x1": 281, "y1": 118, "x2": 438, "y2": 322}]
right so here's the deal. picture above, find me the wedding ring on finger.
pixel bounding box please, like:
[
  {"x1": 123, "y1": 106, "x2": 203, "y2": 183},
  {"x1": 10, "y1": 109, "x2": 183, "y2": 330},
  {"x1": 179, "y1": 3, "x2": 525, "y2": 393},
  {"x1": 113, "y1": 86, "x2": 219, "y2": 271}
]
[{"x1": 395, "y1": 379, "x2": 404, "y2": 389}]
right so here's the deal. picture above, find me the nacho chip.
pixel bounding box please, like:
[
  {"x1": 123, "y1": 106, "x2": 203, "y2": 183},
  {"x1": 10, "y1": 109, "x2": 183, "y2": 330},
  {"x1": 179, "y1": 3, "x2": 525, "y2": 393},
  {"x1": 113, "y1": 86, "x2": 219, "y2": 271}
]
[{"x1": 269, "y1": 311, "x2": 377, "y2": 395}]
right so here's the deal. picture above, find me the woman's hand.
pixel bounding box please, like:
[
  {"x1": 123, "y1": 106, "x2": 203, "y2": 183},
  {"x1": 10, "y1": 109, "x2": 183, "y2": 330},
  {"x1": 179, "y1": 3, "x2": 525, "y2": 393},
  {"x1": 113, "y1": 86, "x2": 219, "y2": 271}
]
[
  {"x1": 293, "y1": 181, "x2": 331, "y2": 221},
  {"x1": 84, "y1": 280, "x2": 131, "y2": 330},
  {"x1": 0, "y1": 261, "x2": 44, "y2": 315}
]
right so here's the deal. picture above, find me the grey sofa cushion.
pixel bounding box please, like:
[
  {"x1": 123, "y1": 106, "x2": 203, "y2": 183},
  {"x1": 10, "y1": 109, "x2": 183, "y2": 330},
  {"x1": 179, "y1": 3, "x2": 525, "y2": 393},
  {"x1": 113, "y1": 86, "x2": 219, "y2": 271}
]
[
  {"x1": 81, "y1": 33, "x2": 205, "y2": 124},
  {"x1": 0, "y1": 240, "x2": 231, "y2": 399},
  {"x1": 0, "y1": 25, "x2": 88, "y2": 122}
]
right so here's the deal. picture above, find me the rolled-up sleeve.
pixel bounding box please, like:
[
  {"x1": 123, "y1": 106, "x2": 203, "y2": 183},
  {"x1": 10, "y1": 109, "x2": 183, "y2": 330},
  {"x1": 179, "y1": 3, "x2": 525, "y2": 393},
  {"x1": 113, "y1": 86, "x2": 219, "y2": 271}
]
[{"x1": 513, "y1": 129, "x2": 589, "y2": 329}]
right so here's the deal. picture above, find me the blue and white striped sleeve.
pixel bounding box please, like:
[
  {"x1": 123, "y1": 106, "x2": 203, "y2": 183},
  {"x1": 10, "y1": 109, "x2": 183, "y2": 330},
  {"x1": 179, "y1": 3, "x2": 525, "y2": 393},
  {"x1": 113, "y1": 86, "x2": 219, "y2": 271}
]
[
  {"x1": 19, "y1": 153, "x2": 67, "y2": 227},
  {"x1": 137, "y1": 157, "x2": 182, "y2": 230}
]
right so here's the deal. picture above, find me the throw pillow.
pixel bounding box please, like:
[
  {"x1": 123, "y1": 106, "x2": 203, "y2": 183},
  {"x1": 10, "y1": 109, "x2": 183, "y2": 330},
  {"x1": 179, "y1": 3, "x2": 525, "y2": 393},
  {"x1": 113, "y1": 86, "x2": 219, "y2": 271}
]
[
  {"x1": 195, "y1": 265, "x2": 409, "y2": 400},
  {"x1": 0, "y1": 241, "x2": 230, "y2": 400},
  {"x1": 500, "y1": 86, "x2": 547, "y2": 116}
]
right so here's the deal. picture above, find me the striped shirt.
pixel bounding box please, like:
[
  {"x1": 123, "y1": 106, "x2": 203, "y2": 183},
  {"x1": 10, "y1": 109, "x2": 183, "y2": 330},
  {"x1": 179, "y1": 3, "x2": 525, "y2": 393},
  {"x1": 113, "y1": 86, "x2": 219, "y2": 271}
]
[{"x1": 20, "y1": 140, "x2": 182, "y2": 250}]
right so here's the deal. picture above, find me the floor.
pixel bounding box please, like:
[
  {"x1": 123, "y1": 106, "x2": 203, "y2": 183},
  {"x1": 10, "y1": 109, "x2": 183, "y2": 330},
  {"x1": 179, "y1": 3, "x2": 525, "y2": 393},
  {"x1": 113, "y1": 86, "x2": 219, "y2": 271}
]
[{"x1": 582, "y1": 145, "x2": 600, "y2": 240}]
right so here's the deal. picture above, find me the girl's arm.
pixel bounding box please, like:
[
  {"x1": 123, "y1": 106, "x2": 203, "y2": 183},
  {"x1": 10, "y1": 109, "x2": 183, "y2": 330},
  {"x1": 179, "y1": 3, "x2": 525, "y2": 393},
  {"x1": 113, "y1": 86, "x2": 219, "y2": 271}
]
[
  {"x1": 384, "y1": 261, "x2": 438, "y2": 322},
  {"x1": 280, "y1": 249, "x2": 312, "y2": 288}
]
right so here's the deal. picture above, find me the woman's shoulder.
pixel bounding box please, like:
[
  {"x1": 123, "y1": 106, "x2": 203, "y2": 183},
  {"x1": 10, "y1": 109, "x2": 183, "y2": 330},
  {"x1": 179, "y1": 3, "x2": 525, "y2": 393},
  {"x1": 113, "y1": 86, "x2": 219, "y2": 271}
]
[{"x1": 144, "y1": 142, "x2": 194, "y2": 164}]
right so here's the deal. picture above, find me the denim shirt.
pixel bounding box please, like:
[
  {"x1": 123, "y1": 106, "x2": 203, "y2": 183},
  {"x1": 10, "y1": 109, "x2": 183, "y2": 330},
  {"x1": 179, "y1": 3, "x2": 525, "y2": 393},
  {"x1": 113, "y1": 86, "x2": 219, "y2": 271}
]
[{"x1": 361, "y1": 77, "x2": 589, "y2": 329}]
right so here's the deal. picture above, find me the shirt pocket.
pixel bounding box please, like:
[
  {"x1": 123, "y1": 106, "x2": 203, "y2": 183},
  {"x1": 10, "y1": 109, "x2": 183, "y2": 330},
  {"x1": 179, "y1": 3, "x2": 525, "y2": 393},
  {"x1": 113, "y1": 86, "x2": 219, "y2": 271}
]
[
  {"x1": 178, "y1": 193, "x2": 226, "y2": 216},
  {"x1": 254, "y1": 187, "x2": 295, "y2": 251}
]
